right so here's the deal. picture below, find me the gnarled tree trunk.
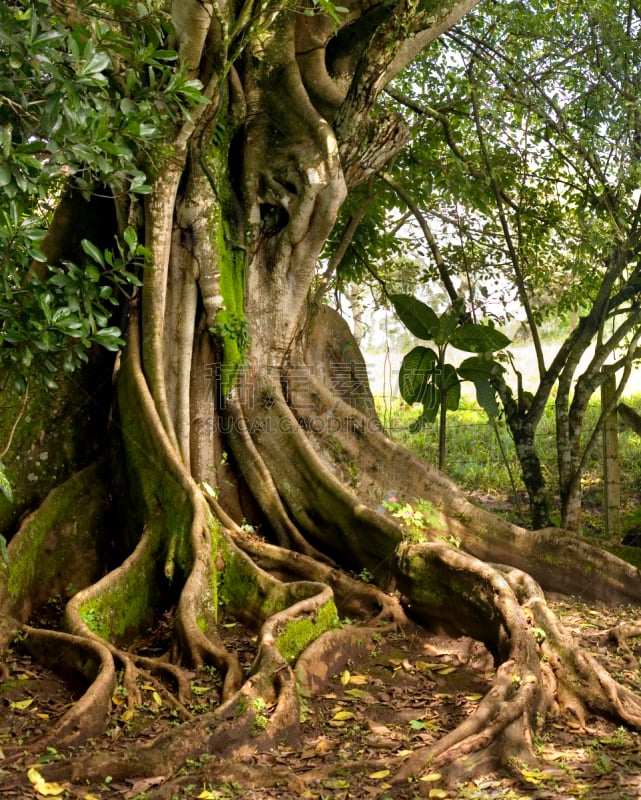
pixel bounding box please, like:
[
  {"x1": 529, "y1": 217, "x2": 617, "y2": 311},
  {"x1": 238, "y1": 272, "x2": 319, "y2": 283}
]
[{"x1": 2, "y1": 0, "x2": 641, "y2": 793}]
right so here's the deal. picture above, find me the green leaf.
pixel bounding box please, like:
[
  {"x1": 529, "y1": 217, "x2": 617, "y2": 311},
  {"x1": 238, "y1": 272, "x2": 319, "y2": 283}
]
[
  {"x1": 457, "y1": 355, "x2": 502, "y2": 382},
  {"x1": 442, "y1": 364, "x2": 460, "y2": 411},
  {"x1": 434, "y1": 304, "x2": 462, "y2": 347},
  {"x1": 419, "y1": 384, "x2": 439, "y2": 423},
  {"x1": 81, "y1": 51, "x2": 111, "y2": 76},
  {"x1": 390, "y1": 294, "x2": 438, "y2": 340},
  {"x1": 123, "y1": 226, "x2": 137, "y2": 251},
  {"x1": 92, "y1": 327, "x2": 124, "y2": 351},
  {"x1": 474, "y1": 379, "x2": 500, "y2": 418},
  {"x1": 0, "y1": 461, "x2": 14, "y2": 504},
  {"x1": 449, "y1": 323, "x2": 511, "y2": 353},
  {"x1": 81, "y1": 239, "x2": 105, "y2": 267},
  {"x1": 85, "y1": 264, "x2": 101, "y2": 282},
  {"x1": 399, "y1": 346, "x2": 437, "y2": 404},
  {"x1": 0, "y1": 163, "x2": 12, "y2": 187}
]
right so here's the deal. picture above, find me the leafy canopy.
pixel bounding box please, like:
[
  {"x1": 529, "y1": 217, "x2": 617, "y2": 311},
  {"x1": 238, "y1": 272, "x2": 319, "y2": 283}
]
[{"x1": 0, "y1": 0, "x2": 205, "y2": 390}]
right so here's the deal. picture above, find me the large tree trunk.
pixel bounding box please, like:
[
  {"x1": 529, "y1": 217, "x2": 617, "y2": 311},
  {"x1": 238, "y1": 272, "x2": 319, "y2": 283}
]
[{"x1": 2, "y1": 0, "x2": 641, "y2": 793}]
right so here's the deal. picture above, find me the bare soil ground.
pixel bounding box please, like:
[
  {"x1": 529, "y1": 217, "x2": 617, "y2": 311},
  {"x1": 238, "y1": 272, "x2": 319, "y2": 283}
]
[{"x1": 1, "y1": 591, "x2": 641, "y2": 800}]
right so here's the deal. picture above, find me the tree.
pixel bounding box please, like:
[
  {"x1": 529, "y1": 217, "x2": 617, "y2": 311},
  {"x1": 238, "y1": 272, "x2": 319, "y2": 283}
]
[
  {"x1": 2, "y1": 0, "x2": 641, "y2": 793},
  {"x1": 358, "y1": 0, "x2": 641, "y2": 531}
]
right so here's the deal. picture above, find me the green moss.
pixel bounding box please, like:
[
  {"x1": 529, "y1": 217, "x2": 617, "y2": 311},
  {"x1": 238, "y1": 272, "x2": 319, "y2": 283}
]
[
  {"x1": 274, "y1": 599, "x2": 339, "y2": 664},
  {"x1": 202, "y1": 119, "x2": 247, "y2": 398},
  {"x1": 218, "y1": 546, "x2": 273, "y2": 619},
  {"x1": 5, "y1": 458, "x2": 110, "y2": 611},
  {"x1": 405, "y1": 555, "x2": 447, "y2": 608},
  {"x1": 78, "y1": 546, "x2": 156, "y2": 643}
]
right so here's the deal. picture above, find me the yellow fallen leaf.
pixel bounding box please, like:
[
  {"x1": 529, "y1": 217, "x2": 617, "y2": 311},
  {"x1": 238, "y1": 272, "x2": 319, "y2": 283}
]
[
  {"x1": 415, "y1": 661, "x2": 441, "y2": 671},
  {"x1": 152, "y1": 691, "x2": 163, "y2": 706},
  {"x1": 332, "y1": 710, "x2": 355, "y2": 721},
  {"x1": 111, "y1": 694, "x2": 123, "y2": 705},
  {"x1": 121, "y1": 708, "x2": 135, "y2": 722},
  {"x1": 36, "y1": 713, "x2": 50, "y2": 720},
  {"x1": 328, "y1": 720, "x2": 346, "y2": 727},
  {"x1": 27, "y1": 768, "x2": 65, "y2": 796},
  {"x1": 347, "y1": 674, "x2": 369, "y2": 685},
  {"x1": 34, "y1": 783, "x2": 66, "y2": 797},
  {"x1": 436, "y1": 666, "x2": 456, "y2": 675},
  {"x1": 345, "y1": 688, "x2": 372, "y2": 700},
  {"x1": 465, "y1": 694, "x2": 483, "y2": 702},
  {"x1": 197, "y1": 791, "x2": 220, "y2": 799},
  {"x1": 340, "y1": 670, "x2": 351, "y2": 685},
  {"x1": 10, "y1": 698, "x2": 34, "y2": 710},
  {"x1": 142, "y1": 684, "x2": 155, "y2": 691},
  {"x1": 420, "y1": 772, "x2": 442, "y2": 782},
  {"x1": 428, "y1": 790, "x2": 448, "y2": 799},
  {"x1": 84, "y1": 795, "x2": 101, "y2": 800},
  {"x1": 27, "y1": 768, "x2": 43, "y2": 784},
  {"x1": 322, "y1": 779, "x2": 350, "y2": 789},
  {"x1": 368, "y1": 769, "x2": 390, "y2": 780},
  {"x1": 396, "y1": 749, "x2": 413, "y2": 757}
]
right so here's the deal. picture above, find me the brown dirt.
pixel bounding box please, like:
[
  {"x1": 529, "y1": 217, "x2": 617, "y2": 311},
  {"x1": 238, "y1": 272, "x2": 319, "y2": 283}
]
[{"x1": 1, "y1": 596, "x2": 641, "y2": 800}]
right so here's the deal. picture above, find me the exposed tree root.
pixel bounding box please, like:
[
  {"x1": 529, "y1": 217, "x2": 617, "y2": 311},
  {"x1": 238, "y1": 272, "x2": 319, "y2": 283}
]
[
  {"x1": 15, "y1": 626, "x2": 116, "y2": 747},
  {"x1": 4, "y1": 345, "x2": 641, "y2": 793},
  {"x1": 605, "y1": 620, "x2": 641, "y2": 666}
]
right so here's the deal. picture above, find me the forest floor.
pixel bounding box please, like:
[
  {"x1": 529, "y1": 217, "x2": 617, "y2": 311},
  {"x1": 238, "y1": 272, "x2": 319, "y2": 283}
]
[{"x1": 1, "y1": 586, "x2": 641, "y2": 800}]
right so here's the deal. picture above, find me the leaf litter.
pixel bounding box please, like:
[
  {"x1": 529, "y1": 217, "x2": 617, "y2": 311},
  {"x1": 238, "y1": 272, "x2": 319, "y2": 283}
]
[{"x1": 0, "y1": 601, "x2": 641, "y2": 798}]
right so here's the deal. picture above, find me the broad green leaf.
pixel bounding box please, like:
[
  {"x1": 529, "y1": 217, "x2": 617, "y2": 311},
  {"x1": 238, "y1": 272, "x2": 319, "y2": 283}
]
[
  {"x1": 0, "y1": 163, "x2": 12, "y2": 187},
  {"x1": 123, "y1": 226, "x2": 138, "y2": 251},
  {"x1": 81, "y1": 239, "x2": 105, "y2": 267},
  {"x1": 92, "y1": 328, "x2": 125, "y2": 351},
  {"x1": 434, "y1": 304, "x2": 462, "y2": 346},
  {"x1": 81, "y1": 51, "x2": 111, "y2": 76},
  {"x1": 474, "y1": 379, "x2": 500, "y2": 418},
  {"x1": 390, "y1": 294, "x2": 438, "y2": 340},
  {"x1": 85, "y1": 264, "x2": 101, "y2": 282},
  {"x1": 419, "y1": 384, "x2": 439, "y2": 423},
  {"x1": 457, "y1": 355, "x2": 499, "y2": 382},
  {"x1": 442, "y1": 364, "x2": 460, "y2": 411},
  {"x1": 450, "y1": 323, "x2": 510, "y2": 353},
  {"x1": 399, "y1": 346, "x2": 437, "y2": 404}
]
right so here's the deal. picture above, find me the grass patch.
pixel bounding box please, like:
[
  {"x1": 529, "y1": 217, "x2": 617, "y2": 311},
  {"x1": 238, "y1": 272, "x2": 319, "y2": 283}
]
[{"x1": 377, "y1": 394, "x2": 641, "y2": 536}]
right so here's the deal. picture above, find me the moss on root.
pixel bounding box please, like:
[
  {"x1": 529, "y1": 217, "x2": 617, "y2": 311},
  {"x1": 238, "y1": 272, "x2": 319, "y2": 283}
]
[
  {"x1": 274, "y1": 598, "x2": 339, "y2": 664},
  {"x1": 2, "y1": 457, "x2": 112, "y2": 624}
]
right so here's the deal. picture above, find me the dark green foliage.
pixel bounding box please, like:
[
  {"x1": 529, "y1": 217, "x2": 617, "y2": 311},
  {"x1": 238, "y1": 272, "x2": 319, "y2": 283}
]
[
  {"x1": 0, "y1": 0, "x2": 206, "y2": 389},
  {"x1": 392, "y1": 293, "x2": 509, "y2": 429}
]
